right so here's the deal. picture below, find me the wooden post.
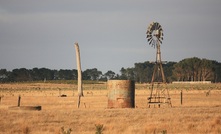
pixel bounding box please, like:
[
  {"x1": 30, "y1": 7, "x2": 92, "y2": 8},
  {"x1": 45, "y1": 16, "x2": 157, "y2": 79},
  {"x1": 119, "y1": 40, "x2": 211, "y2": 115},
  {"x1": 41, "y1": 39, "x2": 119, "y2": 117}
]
[
  {"x1": 74, "y1": 42, "x2": 83, "y2": 108},
  {"x1": 18, "y1": 95, "x2": 21, "y2": 107}
]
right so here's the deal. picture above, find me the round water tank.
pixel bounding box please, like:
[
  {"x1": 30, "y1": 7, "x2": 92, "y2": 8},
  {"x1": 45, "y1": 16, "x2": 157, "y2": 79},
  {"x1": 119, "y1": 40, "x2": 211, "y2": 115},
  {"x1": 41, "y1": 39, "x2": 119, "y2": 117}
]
[{"x1": 107, "y1": 80, "x2": 135, "y2": 108}]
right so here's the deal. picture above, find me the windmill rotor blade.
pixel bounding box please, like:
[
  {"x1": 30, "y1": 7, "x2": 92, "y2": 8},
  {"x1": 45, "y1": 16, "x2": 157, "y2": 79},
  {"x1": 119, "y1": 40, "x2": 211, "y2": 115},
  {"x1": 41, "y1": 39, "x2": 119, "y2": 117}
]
[
  {"x1": 154, "y1": 23, "x2": 157, "y2": 30},
  {"x1": 148, "y1": 24, "x2": 152, "y2": 30},
  {"x1": 151, "y1": 22, "x2": 154, "y2": 27},
  {"x1": 147, "y1": 33, "x2": 152, "y2": 38},
  {"x1": 151, "y1": 23, "x2": 154, "y2": 30},
  {"x1": 149, "y1": 39, "x2": 153, "y2": 45},
  {"x1": 156, "y1": 23, "x2": 160, "y2": 29},
  {"x1": 149, "y1": 41, "x2": 152, "y2": 45},
  {"x1": 148, "y1": 37, "x2": 152, "y2": 42},
  {"x1": 148, "y1": 35, "x2": 152, "y2": 39},
  {"x1": 147, "y1": 36, "x2": 151, "y2": 40},
  {"x1": 148, "y1": 33, "x2": 152, "y2": 36}
]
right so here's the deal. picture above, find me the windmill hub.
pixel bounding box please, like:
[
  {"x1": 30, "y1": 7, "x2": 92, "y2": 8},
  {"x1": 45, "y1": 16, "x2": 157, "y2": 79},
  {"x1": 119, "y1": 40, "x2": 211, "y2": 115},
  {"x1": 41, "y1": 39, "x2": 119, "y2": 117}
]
[{"x1": 153, "y1": 30, "x2": 160, "y2": 37}]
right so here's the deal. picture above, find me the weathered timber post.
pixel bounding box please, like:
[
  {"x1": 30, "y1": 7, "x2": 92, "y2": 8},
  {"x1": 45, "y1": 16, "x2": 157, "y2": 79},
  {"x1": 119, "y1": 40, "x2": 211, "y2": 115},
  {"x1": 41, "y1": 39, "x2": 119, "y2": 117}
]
[
  {"x1": 74, "y1": 42, "x2": 83, "y2": 108},
  {"x1": 18, "y1": 95, "x2": 21, "y2": 107}
]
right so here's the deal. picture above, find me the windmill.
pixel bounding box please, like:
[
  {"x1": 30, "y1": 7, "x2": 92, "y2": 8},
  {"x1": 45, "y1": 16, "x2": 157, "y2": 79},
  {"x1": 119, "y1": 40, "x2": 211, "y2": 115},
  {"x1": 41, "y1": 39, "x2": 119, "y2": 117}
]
[{"x1": 146, "y1": 22, "x2": 172, "y2": 107}]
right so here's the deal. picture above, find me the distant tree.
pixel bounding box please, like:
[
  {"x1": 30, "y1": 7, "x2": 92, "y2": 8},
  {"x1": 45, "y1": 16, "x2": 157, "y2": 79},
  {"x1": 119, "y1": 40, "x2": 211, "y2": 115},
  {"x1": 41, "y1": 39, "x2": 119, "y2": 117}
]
[
  {"x1": 104, "y1": 70, "x2": 116, "y2": 80},
  {"x1": 121, "y1": 61, "x2": 175, "y2": 83},
  {"x1": 173, "y1": 57, "x2": 216, "y2": 82},
  {"x1": 38, "y1": 68, "x2": 54, "y2": 80},
  {"x1": 126, "y1": 68, "x2": 135, "y2": 80},
  {"x1": 134, "y1": 63, "x2": 144, "y2": 83},
  {"x1": 11, "y1": 68, "x2": 32, "y2": 82},
  {"x1": 163, "y1": 62, "x2": 176, "y2": 82},
  {"x1": 172, "y1": 63, "x2": 183, "y2": 81},
  {"x1": 58, "y1": 69, "x2": 77, "y2": 80},
  {"x1": 119, "y1": 67, "x2": 128, "y2": 80},
  {"x1": 189, "y1": 57, "x2": 201, "y2": 81},
  {"x1": 0, "y1": 69, "x2": 9, "y2": 82},
  {"x1": 83, "y1": 68, "x2": 102, "y2": 80},
  {"x1": 212, "y1": 61, "x2": 221, "y2": 82},
  {"x1": 134, "y1": 62, "x2": 153, "y2": 83},
  {"x1": 31, "y1": 68, "x2": 41, "y2": 80},
  {"x1": 200, "y1": 59, "x2": 214, "y2": 81}
]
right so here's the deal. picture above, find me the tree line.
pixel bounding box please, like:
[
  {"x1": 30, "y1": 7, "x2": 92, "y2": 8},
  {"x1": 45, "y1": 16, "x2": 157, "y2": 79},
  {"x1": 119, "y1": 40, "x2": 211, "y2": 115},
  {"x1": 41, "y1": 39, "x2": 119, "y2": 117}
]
[{"x1": 1, "y1": 57, "x2": 221, "y2": 83}]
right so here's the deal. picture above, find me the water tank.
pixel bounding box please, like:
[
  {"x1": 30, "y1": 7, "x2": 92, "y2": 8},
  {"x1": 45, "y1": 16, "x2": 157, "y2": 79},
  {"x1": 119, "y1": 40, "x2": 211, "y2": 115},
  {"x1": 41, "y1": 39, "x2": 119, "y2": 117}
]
[{"x1": 107, "y1": 80, "x2": 135, "y2": 108}]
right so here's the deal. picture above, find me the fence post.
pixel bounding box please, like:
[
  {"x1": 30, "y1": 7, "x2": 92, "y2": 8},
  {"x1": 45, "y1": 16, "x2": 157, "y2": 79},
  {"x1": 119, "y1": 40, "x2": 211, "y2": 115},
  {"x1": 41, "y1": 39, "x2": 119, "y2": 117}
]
[{"x1": 18, "y1": 95, "x2": 21, "y2": 107}]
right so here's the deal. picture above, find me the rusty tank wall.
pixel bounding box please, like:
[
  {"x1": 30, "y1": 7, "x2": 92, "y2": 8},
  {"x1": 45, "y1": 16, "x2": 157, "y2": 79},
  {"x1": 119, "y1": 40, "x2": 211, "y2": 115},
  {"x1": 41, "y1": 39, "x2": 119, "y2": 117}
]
[{"x1": 107, "y1": 80, "x2": 135, "y2": 108}]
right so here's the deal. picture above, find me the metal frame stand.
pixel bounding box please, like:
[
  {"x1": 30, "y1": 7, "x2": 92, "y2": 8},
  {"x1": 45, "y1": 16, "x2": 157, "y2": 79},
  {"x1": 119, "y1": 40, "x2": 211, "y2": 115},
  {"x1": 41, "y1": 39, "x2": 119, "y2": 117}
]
[{"x1": 148, "y1": 42, "x2": 172, "y2": 108}]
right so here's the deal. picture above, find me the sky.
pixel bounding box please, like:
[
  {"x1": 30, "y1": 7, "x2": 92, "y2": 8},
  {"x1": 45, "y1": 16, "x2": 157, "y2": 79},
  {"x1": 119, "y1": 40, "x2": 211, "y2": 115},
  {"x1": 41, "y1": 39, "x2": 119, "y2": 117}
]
[{"x1": 0, "y1": 0, "x2": 221, "y2": 74}]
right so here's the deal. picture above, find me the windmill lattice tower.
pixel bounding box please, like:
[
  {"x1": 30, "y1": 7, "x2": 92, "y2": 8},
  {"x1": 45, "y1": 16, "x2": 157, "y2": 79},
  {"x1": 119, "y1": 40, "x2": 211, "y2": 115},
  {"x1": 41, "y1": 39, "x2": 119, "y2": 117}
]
[{"x1": 146, "y1": 22, "x2": 172, "y2": 108}]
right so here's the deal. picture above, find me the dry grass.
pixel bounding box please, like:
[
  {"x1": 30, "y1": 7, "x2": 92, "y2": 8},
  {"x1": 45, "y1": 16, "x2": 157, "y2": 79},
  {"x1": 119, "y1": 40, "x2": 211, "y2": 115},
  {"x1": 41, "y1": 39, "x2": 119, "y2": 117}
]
[{"x1": 0, "y1": 83, "x2": 221, "y2": 134}]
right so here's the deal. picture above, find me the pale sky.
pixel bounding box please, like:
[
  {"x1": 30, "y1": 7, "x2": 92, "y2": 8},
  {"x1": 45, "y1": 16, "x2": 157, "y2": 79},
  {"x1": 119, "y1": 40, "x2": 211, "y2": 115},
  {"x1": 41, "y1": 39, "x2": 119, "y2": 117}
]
[{"x1": 0, "y1": 0, "x2": 221, "y2": 74}]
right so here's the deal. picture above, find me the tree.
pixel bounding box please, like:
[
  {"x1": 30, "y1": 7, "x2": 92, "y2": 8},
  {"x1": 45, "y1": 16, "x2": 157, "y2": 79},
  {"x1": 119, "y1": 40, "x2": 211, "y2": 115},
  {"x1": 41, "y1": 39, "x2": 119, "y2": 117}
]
[
  {"x1": 120, "y1": 67, "x2": 128, "y2": 80},
  {"x1": 173, "y1": 57, "x2": 216, "y2": 82},
  {"x1": 83, "y1": 68, "x2": 102, "y2": 80},
  {"x1": 104, "y1": 70, "x2": 116, "y2": 80},
  {"x1": 172, "y1": 63, "x2": 183, "y2": 81},
  {"x1": 0, "y1": 69, "x2": 9, "y2": 82},
  {"x1": 38, "y1": 68, "x2": 54, "y2": 81},
  {"x1": 134, "y1": 62, "x2": 150, "y2": 83},
  {"x1": 11, "y1": 68, "x2": 32, "y2": 82},
  {"x1": 163, "y1": 62, "x2": 176, "y2": 82},
  {"x1": 58, "y1": 69, "x2": 77, "y2": 80},
  {"x1": 212, "y1": 61, "x2": 221, "y2": 82},
  {"x1": 119, "y1": 67, "x2": 136, "y2": 80},
  {"x1": 200, "y1": 59, "x2": 213, "y2": 81}
]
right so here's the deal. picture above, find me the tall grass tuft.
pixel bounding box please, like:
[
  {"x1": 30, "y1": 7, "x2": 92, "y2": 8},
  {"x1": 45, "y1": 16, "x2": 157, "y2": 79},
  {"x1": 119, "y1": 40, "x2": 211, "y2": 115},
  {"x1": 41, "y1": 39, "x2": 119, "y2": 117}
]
[
  {"x1": 60, "y1": 127, "x2": 72, "y2": 134},
  {"x1": 95, "y1": 124, "x2": 104, "y2": 134}
]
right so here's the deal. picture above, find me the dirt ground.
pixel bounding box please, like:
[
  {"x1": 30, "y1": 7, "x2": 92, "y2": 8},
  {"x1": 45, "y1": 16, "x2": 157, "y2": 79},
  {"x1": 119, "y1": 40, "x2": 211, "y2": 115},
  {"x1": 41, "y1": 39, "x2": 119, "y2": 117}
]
[{"x1": 0, "y1": 83, "x2": 221, "y2": 134}]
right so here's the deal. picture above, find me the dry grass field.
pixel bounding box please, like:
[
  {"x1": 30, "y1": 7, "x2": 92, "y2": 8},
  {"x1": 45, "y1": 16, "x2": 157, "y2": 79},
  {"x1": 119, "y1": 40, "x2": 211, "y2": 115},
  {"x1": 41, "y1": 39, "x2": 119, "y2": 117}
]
[{"x1": 0, "y1": 82, "x2": 221, "y2": 134}]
